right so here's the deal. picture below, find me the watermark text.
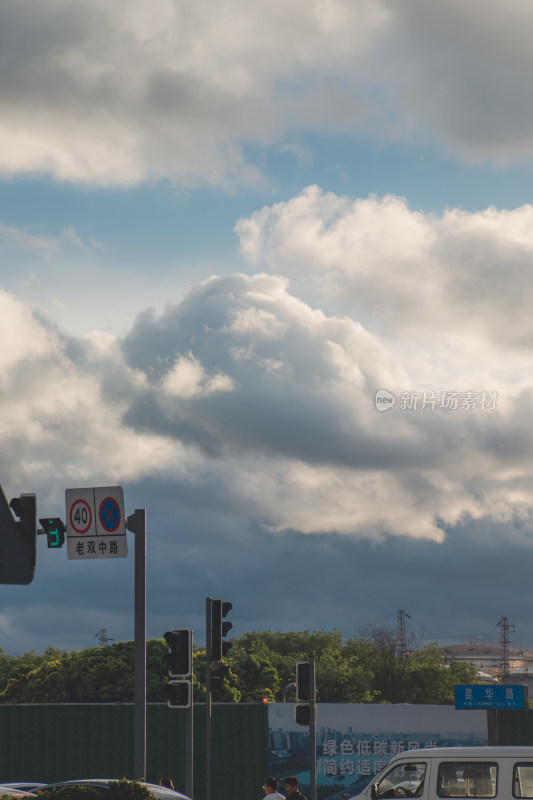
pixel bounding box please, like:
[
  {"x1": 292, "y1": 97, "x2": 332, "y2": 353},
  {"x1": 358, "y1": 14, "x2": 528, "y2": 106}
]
[{"x1": 375, "y1": 390, "x2": 498, "y2": 412}]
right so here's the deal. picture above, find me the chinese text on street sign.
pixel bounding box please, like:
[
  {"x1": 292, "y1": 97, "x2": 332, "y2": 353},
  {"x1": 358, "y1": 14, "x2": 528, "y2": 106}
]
[{"x1": 455, "y1": 684, "x2": 528, "y2": 710}]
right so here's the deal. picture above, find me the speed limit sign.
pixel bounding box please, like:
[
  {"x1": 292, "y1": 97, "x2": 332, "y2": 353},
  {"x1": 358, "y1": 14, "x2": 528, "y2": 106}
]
[
  {"x1": 66, "y1": 488, "x2": 96, "y2": 536},
  {"x1": 70, "y1": 498, "x2": 93, "y2": 534}
]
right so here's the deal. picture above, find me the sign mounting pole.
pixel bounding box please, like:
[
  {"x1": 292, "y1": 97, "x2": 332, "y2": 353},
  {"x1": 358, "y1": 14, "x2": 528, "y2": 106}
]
[{"x1": 127, "y1": 509, "x2": 147, "y2": 780}]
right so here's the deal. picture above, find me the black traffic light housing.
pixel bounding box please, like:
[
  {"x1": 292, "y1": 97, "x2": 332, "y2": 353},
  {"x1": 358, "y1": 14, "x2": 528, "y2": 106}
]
[
  {"x1": 164, "y1": 628, "x2": 192, "y2": 678},
  {"x1": 295, "y1": 660, "x2": 315, "y2": 726},
  {"x1": 0, "y1": 486, "x2": 36, "y2": 585},
  {"x1": 211, "y1": 599, "x2": 232, "y2": 662},
  {"x1": 296, "y1": 661, "x2": 311, "y2": 702},
  {"x1": 295, "y1": 704, "x2": 311, "y2": 725},
  {"x1": 39, "y1": 518, "x2": 66, "y2": 549},
  {"x1": 165, "y1": 680, "x2": 192, "y2": 708}
]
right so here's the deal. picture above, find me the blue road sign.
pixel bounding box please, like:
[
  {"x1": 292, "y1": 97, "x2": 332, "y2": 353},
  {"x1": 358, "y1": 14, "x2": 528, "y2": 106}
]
[
  {"x1": 455, "y1": 684, "x2": 528, "y2": 709},
  {"x1": 99, "y1": 496, "x2": 121, "y2": 532}
]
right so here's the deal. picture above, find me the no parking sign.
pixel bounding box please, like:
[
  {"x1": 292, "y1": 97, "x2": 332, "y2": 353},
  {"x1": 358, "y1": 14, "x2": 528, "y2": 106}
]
[{"x1": 65, "y1": 486, "x2": 128, "y2": 560}]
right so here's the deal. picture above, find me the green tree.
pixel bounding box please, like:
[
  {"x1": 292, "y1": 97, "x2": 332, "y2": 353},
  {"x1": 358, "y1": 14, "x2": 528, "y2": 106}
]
[
  {"x1": 35, "y1": 787, "x2": 100, "y2": 800},
  {"x1": 0, "y1": 628, "x2": 480, "y2": 705},
  {"x1": 107, "y1": 779, "x2": 155, "y2": 800}
]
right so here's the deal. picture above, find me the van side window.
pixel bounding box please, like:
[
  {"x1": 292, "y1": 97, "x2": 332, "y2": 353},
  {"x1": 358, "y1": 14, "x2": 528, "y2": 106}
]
[
  {"x1": 375, "y1": 762, "x2": 427, "y2": 798},
  {"x1": 437, "y1": 763, "x2": 497, "y2": 798},
  {"x1": 513, "y1": 763, "x2": 533, "y2": 797}
]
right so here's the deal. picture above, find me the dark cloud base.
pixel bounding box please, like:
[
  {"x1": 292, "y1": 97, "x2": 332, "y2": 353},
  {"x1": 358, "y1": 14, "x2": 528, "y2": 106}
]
[{"x1": 1, "y1": 475, "x2": 531, "y2": 656}]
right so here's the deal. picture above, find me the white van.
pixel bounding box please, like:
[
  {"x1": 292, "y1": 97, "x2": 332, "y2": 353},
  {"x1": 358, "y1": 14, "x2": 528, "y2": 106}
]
[{"x1": 351, "y1": 747, "x2": 533, "y2": 800}]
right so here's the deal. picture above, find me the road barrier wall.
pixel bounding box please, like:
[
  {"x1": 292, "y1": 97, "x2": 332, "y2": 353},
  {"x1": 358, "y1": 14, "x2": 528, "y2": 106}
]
[
  {"x1": 0, "y1": 703, "x2": 268, "y2": 800},
  {"x1": 0, "y1": 703, "x2": 531, "y2": 800}
]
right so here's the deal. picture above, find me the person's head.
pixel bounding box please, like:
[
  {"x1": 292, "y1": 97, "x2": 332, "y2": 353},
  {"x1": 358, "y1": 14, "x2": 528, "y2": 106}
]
[
  {"x1": 284, "y1": 777, "x2": 299, "y2": 796},
  {"x1": 160, "y1": 778, "x2": 174, "y2": 789},
  {"x1": 264, "y1": 778, "x2": 279, "y2": 795}
]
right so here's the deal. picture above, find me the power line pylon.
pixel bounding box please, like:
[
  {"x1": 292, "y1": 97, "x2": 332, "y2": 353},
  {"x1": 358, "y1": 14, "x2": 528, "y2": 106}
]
[{"x1": 497, "y1": 616, "x2": 515, "y2": 678}]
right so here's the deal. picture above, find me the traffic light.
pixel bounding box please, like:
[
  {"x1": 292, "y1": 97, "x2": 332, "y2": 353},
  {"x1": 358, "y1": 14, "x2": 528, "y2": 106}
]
[
  {"x1": 0, "y1": 486, "x2": 36, "y2": 584},
  {"x1": 295, "y1": 704, "x2": 311, "y2": 725},
  {"x1": 211, "y1": 599, "x2": 232, "y2": 662},
  {"x1": 39, "y1": 518, "x2": 66, "y2": 549},
  {"x1": 295, "y1": 661, "x2": 314, "y2": 726},
  {"x1": 165, "y1": 680, "x2": 192, "y2": 708},
  {"x1": 164, "y1": 628, "x2": 192, "y2": 677},
  {"x1": 296, "y1": 661, "x2": 311, "y2": 702}
]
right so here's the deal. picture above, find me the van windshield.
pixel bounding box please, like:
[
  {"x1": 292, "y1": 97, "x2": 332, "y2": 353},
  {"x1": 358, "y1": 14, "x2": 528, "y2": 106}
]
[{"x1": 374, "y1": 762, "x2": 427, "y2": 798}]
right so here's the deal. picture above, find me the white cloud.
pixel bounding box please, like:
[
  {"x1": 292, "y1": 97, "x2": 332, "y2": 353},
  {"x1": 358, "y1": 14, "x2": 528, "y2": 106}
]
[
  {"x1": 117, "y1": 270, "x2": 533, "y2": 542},
  {"x1": 0, "y1": 0, "x2": 383, "y2": 187},
  {"x1": 162, "y1": 353, "x2": 235, "y2": 398},
  {"x1": 4, "y1": 212, "x2": 533, "y2": 546},
  {"x1": 1, "y1": 0, "x2": 532, "y2": 189},
  {"x1": 236, "y1": 186, "x2": 533, "y2": 376},
  {"x1": 0, "y1": 291, "x2": 182, "y2": 493},
  {"x1": 0, "y1": 222, "x2": 60, "y2": 259},
  {"x1": 0, "y1": 221, "x2": 85, "y2": 260},
  {"x1": 379, "y1": 0, "x2": 533, "y2": 164}
]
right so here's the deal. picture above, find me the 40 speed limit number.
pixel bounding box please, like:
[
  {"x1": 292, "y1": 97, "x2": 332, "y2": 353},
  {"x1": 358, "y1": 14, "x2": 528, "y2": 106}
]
[
  {"x1": 65, "y1": 487, "x2": 97, "y2": 537},
  {"x1": 70, "y1": 499, "x2": 93, "y2": 534}
]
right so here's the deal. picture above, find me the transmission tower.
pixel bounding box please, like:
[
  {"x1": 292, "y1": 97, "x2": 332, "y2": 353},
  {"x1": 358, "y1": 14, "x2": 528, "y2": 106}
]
[
  {"x1": 95, "y1": 628, "x2": 114, "y2": 646},
  {"x1": 497, "y1": 616, "x2": 515, "y2": 678},
  {"x1": 397, "y1": 609, "x2": 407, "y2": 658}
]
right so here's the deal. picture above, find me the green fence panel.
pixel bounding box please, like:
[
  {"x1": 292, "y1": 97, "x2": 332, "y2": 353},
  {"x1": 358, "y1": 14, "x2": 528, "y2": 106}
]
[
  {"x1": 146, "y1": 703, "x2": 268, "y2": 800},
  {"x1": 0, "y1": 705, "x2": 135, "y2": 783},
  {"x1": 0, "y1": 703, "x2": 268, "y2": 800},
  {"x1": 497, "y1": 708, "x2": 533, "y2": 745},
  {"x1": 212, "y1": 704, "x2": 268, "y2": 800}
]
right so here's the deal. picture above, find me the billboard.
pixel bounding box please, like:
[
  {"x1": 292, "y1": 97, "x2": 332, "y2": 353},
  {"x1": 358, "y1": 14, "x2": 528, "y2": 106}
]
[{"x1": 268, "y1": 704, "x2": 488, "y2": 800}]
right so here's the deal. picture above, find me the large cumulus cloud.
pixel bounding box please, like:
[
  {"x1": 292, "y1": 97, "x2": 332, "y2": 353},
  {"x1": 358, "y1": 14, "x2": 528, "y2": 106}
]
[
  {"x1": 1, "y1": 0, "x2": 533, "y2": 188},
  {"x1": 236, "y1": 186, "x2": 533, "y2": 357},
  {"x1": 4, "y1": 254, "x2": 533, "y2": 545}
]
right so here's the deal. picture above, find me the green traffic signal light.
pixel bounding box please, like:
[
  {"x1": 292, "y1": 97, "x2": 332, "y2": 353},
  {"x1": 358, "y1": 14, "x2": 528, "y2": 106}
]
[{"x1": 39, "y1": 518, "x2": 65, "y2": 548}]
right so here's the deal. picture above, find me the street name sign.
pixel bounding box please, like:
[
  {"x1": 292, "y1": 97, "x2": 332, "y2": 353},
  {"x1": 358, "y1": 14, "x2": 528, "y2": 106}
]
[
  {"x1": 455, "y1": 683, "x2": 528, "y2": 710},
  {"x1": 65, "y1": 486, "x2": 127, "y2": 560}
]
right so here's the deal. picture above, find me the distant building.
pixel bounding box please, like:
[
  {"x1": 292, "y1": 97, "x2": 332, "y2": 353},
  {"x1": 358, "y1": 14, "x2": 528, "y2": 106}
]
[{"x1": 440, "y1": 642, "x2": 533, "y2": 692}]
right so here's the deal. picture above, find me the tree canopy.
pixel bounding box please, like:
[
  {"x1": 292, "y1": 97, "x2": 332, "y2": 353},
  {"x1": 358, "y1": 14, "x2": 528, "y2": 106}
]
[{"x1": 0, "y1": 629, "x2": 479, "y2": 705}]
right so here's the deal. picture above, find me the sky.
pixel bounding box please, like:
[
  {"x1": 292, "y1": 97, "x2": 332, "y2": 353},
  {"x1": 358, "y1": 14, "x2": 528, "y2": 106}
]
[{"x1": 2, "y1": 0, "x2": 533, "y2": 660}]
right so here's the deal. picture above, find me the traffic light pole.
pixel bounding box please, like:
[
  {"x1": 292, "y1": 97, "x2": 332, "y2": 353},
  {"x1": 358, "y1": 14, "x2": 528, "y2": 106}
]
[
  {"x1": 186, "y1": 690, "x2": 193, "y2": 799},
  {"x1": 205, "y1": 598, "x2": 213, "y2": 800},
  {"x1": 163, "y1": 628, "x2": 194, "y2": 795},
  {"x1": 127, "y1": 509, "x2": 147, "y2": 781},
  {"x1": 310, "y1": 661, "x2": 317, "y2": 800}
]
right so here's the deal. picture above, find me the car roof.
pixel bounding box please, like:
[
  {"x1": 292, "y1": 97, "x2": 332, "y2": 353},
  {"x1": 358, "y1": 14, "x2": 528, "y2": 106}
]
[
  {"x1": 39, "y1": 780, "x2": 191, "y2": 800},
  {"x1": 0, "y1": 785, "x2": 46, "y2": 791}
]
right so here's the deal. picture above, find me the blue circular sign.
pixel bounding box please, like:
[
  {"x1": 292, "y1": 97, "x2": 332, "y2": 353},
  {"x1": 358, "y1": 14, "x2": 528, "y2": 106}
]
[{"x1": 99, "y1": 497, "x2": 121, "y2": 532}]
